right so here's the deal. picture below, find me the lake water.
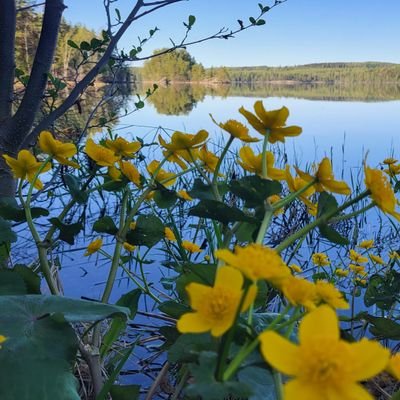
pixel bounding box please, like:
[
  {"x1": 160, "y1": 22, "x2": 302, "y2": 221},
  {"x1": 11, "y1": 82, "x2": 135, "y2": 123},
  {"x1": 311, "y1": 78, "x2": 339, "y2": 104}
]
[
  {"x1": 51, "y1": 82, "x2": 400, "y2": 299},
  {"x1": 13, "y1": 83, "x2": 400, "y2": 391}
]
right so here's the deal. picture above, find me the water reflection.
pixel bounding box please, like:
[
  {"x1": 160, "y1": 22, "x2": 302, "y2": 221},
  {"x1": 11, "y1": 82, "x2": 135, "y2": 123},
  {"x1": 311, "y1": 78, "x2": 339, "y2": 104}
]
[{"x1": 141, "y1": 82, "x2": 400, "y2": 116}]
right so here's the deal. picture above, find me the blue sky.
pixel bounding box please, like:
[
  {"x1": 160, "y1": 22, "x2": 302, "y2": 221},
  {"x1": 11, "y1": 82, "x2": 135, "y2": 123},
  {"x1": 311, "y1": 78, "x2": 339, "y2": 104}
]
[{"x1": 64, "y1": 0, "x2": 400, "y2": 67}]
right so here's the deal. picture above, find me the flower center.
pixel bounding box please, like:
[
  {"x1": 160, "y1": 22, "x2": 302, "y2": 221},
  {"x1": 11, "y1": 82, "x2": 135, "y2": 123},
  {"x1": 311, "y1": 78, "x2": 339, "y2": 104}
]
[{"x1": 204, "y1": 287, "x2": 236, "y2": 320}]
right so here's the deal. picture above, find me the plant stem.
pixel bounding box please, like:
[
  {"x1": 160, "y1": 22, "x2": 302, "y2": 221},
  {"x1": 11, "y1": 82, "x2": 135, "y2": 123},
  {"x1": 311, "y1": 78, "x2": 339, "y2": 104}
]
[
  {"x1": 275, "y1": 190, "x2": 371, "y2": 253},
  {"x1": 212, "y1": 135, "x2": 234, "y2": 187},
  {"x1": 272, "y1": 370, "x2": 284, "y2": 400},
  {"x1": 261, "y1": 130, "x2": 270, "y2": 179}
]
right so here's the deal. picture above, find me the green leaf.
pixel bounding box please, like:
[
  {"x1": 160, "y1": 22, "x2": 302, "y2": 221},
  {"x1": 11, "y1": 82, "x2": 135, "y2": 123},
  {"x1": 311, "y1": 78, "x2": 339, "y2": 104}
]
[
  {"x1": 237, "y1": 366, "x2": 276, "y2": 400},
  {"x1": 235, "y1": 221, "x2": 259, "y2": 242},
  {"x1": 67, "y1": 39, "x2": 79, "y2": 49},
  {"x1": 115, "y1": 8, "x2": 121, "y2": 21},
  {"x1": 14, "y1": 265, "x2": 41, "y2": 294},
  {"x1": 360, "y1": 313, "x2": 400, "y2": 340},
  {"x1": 0, "y1": 295, "x2": 128, "y2": 400},
  {"x1": 0, "y1": 269, "x2": 27, "y2": 295},
  {"x1": 49, "y1": 218, "x2": 83, "y2": 245},
  {"x1": 80, "y1": 40, "x2": 91, "y2": 51},
  {"x1": 93, "y1": 216, "x2": 118, "y2": 235},
  {"x1": 256, "y1": 19, "x2": 266, "y2": 25},
  {"x1": 317, "y1": 192, "x2": 338, "y2": 217},
  {"x1": 229, "y1": 176, "x2": 281, "y2": 208},
  {"x1": 188, "y1": 178, "x2": 228, "y2": 200},
  {"x1": 249, "y1": 16, "x2": 257, "y2": 24},
  {"x1": 176, "y1": 263, "x2": 217, "y2": 300},
  {"x1": 64, "y1": 174, "x2": 88, "y2": 204},
  {"x1": 188, "y1": 15, "x2": 196, "y2": 27},
  {"x1": 153, "y1": 187, "x2": 177, "y2": 209},
  {"x1": 0, "y1": 217, "x2": 17, "y2": 244},
  {"x1": 168, "y1": 335, "x2": 217, "y2": 363},
  {"x1": 318, "y1": 223, "x2": 349, "y2": 245},
  {"x1": 126, "y1": 215, "x2": 164, "y2": 248},
  {"x1": 186, "y1": 351, "x2": 252, "y2": 400},
  {"x1": 189, "y1": 199, "x2": 256, "y2": 224},
  {"x1": 364, "y1": 271, "x2": 400, "y2": 310},
  {"x1": 0, "y1": 197, "x2": 49, "y2": 222},
  {"x1": 109, "y1": 385, "x2": 140, "y2": 400},
  {"x1": 102, "y1": 289, "x2": 141, "y2": 357},
  {"x1": 159, "y1": 300, "x2": 190, "y2": 319}
]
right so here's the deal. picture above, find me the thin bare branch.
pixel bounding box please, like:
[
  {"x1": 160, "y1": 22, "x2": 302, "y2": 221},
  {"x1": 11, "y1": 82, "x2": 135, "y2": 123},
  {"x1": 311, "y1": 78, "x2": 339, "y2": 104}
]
[
  {"x1": 0, "y1": 0, "x2": 16, "y2": 121},
  {"x1": 17, "y1": 2, "x2": 45, "y2": 12}
]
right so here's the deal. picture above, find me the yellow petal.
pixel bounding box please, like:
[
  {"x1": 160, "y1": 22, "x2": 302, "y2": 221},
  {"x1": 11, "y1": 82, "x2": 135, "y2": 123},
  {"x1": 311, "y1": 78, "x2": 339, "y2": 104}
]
[
  {"x1": 317, "y1": 157, "x2": 333, "y2": 180},
  {"x1": 259, "y1": 331, "x2": 300, "y2": 376},
  {"x1": 185, "y1": 283, "x2": 212, "y2": 310},
  {"x1": 241, "y1": 284, "x2": 258, "y2": 312},
  {"x1": 299, "y1": 305, "x2": 339, "y2": 345},
  {"x1": 347, "y1": 339, "x2": 390, "y2": 381},
  {"x1": 177, "y1": 312, "x2": 212, "y2": 334},
  {"x1": 284, "y1": 379, "x2": 326, "y2": 400},
  {"x1": 323, "y1": 180, "x2": 351, "y2": 195},
  {"x1": 239, "y1": 106, "x2": 265, "y2": 135},
  {"x1": 214, "y1": 266, "x2": 243, "y2": 292}
]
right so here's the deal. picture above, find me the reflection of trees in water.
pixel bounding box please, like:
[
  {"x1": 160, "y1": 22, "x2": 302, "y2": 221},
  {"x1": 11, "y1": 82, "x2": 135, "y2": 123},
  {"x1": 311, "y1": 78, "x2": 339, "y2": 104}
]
[
  {"x1": 46, "y1": 83, "x2": 130, "y2": 142},
  {"x1": 141, "y1": 82, "x2": 400, "y2": 117}
]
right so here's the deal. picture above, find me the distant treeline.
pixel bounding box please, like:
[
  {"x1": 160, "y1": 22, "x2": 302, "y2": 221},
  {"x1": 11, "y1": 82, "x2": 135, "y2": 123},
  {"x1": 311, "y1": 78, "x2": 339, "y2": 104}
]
[
  {"x1": 134, "y1": 49, "x2": 400, "y2": 84},
  {"x1": 224, "y1": 62, "x2": 400, "y2": 84}
]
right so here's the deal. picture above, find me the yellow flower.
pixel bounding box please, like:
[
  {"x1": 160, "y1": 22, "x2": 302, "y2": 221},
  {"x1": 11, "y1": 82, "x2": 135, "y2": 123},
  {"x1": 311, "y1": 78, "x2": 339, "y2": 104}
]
[
  {"x1": 335, "y1": 268, "x2": 349, "y2": 278},
  {"x1": 164, "y1": 227, "x2": 177, "y2": 242},
  {"x1": 384, "y1": 163, "x2": 400, "y2": 178},
  {"x1": 285, "y1": 166, "x2": 317, "y2": 215},
  {"x1": 182, "y1": 240, "x2": 202, "y2": 253},
  {"x1": 365, "y1": 165, "x2": 400, "y2": 221},
  {"x1": 369, "y1": 254, "x2": 385, "y2": 265},
  {"x1": 105, "y1": 137, "x2": 141, "y2": 158},
  {"x1": 358, "y1": 240, "x2": 374, "y2": 249},
  {"x1": 120, "y1": 160, "x2": 141, "y2": 187},
  {"x1": 315, "y1": 280, "x2": 349, "y2": 309},
  {"x1": 38, "y1": 130, "x2": 79, "y2": 168},
  {"x1": 383, "y1": 157, "x2": 398, "y2": 165},
  {"x1": 389, "y1": 251, "x2": 399, "y2": 260},
  {"x1": 130, "y1": 221, "x2": 136, "y2": 230},
  {"x1": 238, "y1": 147, "x2": 285, "y2": 180},
  {"x1": 296, "y1": 158, "x2": 351, "y2": 195},
  {"x1": 289, "y1": 263, "x2": 302, "y2": 273},
  {"x1": 177, "y1": 190, "x2": 193, "y2": 201},
  {"x1": 211, "y1": 116, "x2": 259, "y2": 142},
  {"x1": 280, "y1": 276, "x2": 317, "y2": 310},
  {"x1": 3, "y1": 150, "x2": 51, "y2": 190},
  {"x1": 108, "y1": 166, "x2": 121, "y2": 181},
  {"x1": 177, "y1": 266, "x2": 256, "y2": 337},
  {"x1": 85, "y1": 139, "x2": 119, "y2": 167},
  {"x1": 198, "y1": 145, "x2": 219, "y2": 173},
  {"x1": 311, "y1": 253, "x2": 330, "y2": 267},
  {"x1": 84, "y1": 238, "x2": 103, "y2": 256},
  {"x1": 268, "y1": 194, "x2": 284, "y2": 215},
  {"x1": 215, "y1": 244, "x2": 290, "y2": 284},
  {"x1": 259, "y1": 305, "x2": 390, "y2": 400},
  {"x1": 159, "y1": 130, "x2": 208, "y2": 151},
  {"x1": 239, "y1": 101, "x2": 302, "y2": 143},
  {"x1": 355, "y1": 278, "x2": 368, "y2": 286},
  {"x1": 349, "y1": 249, "x2": 368, "y2": 264},
  {"x1": 123, "y1": 242, "x2": 136, "y2": 252},
  {"x1": 147, "y1": 160, "x2": 176, "y2": 187},
  {"x1": 0, "y1": 335, "x2": 7, "y2": 348},
  {"x1": 349, "y1": 264, "x2": 367, "y2": 275},
  {"x1": 386, "y1": 353, "x2": 400, "y2": 380}
]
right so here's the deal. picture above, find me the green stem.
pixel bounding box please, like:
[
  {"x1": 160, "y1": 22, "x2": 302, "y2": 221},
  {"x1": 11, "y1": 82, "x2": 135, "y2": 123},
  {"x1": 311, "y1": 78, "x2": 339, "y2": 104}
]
[
  {"x1": 255, "y1": 208, "x2": 273, "y2": 244},
  {"x1": 20, "y1": 158, "x2": 58, "y2": 295},
  {"x1": 261, "y1": 130, "x2": 270, "y2": 179},
  {"x1": 275, "y1": 190, "x2": 371, "y2": 253},
  {"x1": 272, "y1": 179, "x2": 316, "y2": 211},
  {"x1": 212, "y1": 135, "x2": 234, "y2": 187},
  {"x1": 216, "y1": 283, "x2": 250, "y2": 381},
  {"x1": 330, "y1": 202, "x2": 374, "y2": 223},
  {"x1": 223, "y1": 337, "x2": 259, "y2": 381},
  {"x1": 272, "y1": 370, "x2": 284, "y2": 400}
]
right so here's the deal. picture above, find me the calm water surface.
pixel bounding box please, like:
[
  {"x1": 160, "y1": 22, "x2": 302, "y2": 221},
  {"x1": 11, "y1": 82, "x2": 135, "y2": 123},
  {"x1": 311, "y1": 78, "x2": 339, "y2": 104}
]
[{"x1": 59, "y1": 85, "x2": 400, "y2": 298}]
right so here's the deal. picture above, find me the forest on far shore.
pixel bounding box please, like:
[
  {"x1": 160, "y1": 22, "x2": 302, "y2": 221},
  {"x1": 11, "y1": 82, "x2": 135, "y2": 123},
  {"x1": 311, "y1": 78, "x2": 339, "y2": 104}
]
[{"x1": 134, "y1": 49, "x2": 400, "y2": 84}]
